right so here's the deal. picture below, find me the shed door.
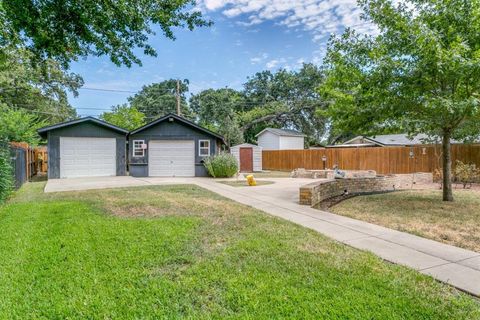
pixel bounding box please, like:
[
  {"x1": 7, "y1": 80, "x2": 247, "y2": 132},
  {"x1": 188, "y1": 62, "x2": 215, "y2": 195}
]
[
  {"x1": 239, "y1": 147, "x2": 253, "y2": 172},
  {"x1": 149, "y1": 140, "x2": 195, "y2": 177},
  {"x1": 60, "y1": 137, "x2": 116, "y2": 178}
]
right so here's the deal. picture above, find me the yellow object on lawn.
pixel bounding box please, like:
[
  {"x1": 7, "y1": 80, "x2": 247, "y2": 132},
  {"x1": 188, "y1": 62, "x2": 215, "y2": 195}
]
[{"x1": 246, "y1": 175, "x2": 257, "y2": 186}]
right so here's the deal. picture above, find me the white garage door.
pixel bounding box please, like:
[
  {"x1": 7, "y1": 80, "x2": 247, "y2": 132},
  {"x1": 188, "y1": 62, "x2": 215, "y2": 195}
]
[
  {"x1": 60, "y1": 137, "x2": 116, "y2": 178},
  {"x1": 149, "y1": 140, "x2": 195, "y2": 177}
]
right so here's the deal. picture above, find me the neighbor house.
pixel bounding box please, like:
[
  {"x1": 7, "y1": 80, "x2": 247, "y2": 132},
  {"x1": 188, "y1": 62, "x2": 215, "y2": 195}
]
[
  {"x1": 37, "y1": 117, "x2": 129, "y2": 179},
  {"x1": 256, "y1": 128, "x2": 305, "y2": 150},
  {"x1": 329, "y1": 133, "x2": 478, "y2": 148},
  {"x1": 128, "y1": 113, "x2": 225, "y2": 177}
]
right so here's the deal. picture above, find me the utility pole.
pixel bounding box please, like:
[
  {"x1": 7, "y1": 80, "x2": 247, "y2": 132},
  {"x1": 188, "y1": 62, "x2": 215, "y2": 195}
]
[{"x1": 176, "y1": 79, "x2": 181, "y2": 116}]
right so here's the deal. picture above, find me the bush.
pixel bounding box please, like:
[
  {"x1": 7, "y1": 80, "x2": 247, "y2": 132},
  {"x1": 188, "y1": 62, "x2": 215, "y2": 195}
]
[
  {"x1": 454, "y1": 160, "x2": 480, "y2": 188},
  {"x1": 203, "y1": 152, "x2": 238, "y2": 178},
  {"x1": 0, "y1": 144, "x2": 13, "y2": 203}
]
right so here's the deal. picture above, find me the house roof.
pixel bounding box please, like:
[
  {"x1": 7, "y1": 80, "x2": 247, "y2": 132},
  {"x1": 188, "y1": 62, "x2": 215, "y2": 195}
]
[
  {"x1": 37, "y1": 116, "x2": 129, "y2": 139},
  {"x1": 255, "y1": 128, "x2": 305, "y2": 138},
  {"x1": 340, "y1": 133, "x2": 479, "y2": 146},
  {"x1": 129, "y1": 113, "x2": 225, "y2": 142}
]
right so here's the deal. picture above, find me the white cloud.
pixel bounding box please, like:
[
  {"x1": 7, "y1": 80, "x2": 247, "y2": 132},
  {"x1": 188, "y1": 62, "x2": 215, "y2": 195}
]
[
  {"x1": 198, "y1": 0, "x2": 377, "y2": 42},
  {"x1": 265, "y1": 58, "x2": 286, "y2": 69},
  {"x1": 250, "y1": 52, "x2": 268, "y2": 64}
]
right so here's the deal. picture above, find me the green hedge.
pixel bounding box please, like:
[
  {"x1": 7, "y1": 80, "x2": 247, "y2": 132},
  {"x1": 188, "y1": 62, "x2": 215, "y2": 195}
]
[
  {"x1": 203, "y1": 152, "x2": 238, "y2": 178},
  {"x1": 0, "y1": 144, "x2": 13, "y2": 203}
]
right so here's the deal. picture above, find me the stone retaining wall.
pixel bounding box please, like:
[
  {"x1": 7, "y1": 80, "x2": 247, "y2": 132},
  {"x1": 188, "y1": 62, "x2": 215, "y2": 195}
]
[
  {"x1": 299, "y1": 172, "x2": 433, "y2": 207},
  {"x1": 291, "y1": 168, "x2": 377, "y2": 179}
]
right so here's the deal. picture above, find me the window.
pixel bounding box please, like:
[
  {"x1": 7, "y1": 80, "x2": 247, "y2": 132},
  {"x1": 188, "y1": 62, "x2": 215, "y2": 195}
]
[
  {"x1": 133, "y1": 140, "x2": 145, "y2": 157},
  {"x1": 199, "y1": 140, "x2": 210, "y2": 156}
]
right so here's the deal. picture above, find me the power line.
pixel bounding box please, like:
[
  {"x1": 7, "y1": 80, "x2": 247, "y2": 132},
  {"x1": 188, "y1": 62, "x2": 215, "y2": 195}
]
[{"x1": 78, "y1": 87, "x2": 137, "y2": 93}]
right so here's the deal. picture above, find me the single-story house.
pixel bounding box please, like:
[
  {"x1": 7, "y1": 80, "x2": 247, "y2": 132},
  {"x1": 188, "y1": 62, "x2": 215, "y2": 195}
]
[
  {"x1": 329, "y1": 133, "x2": 478, "y2": 148},
  {"x1": 37, "y1": 117, "x2": 128, "y2": 179},
  {"x1": 128, "y1": 113, "x2": 225, "y2": 177},
  {"x1": 230, "y1": 143, "x2": 262, "y2": 172},
  {"x1": 256, "y1": 128, "x2": 305, "y2": 150}
]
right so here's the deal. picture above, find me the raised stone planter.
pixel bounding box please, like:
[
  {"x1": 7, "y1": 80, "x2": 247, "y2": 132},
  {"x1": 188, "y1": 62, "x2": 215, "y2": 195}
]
[
  {"x1": 299, "y1": 172, "x2": 433, "y2": 207},
  {"x1": 291, "y1": 168, "x2": 377, "y2": 179}
]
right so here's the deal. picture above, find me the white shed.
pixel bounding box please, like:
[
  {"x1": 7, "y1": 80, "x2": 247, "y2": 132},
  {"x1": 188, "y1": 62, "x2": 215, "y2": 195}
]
[
  {"x1": 256, "y1": 128, "x2": 305, "y2": 150},
  {"x1": 230, "y1": 143, "x2": 262, "y2": 172}
]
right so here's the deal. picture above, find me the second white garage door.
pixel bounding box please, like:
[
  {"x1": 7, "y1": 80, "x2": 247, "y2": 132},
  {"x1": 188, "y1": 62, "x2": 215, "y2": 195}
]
[
  {"x1": 149, "y1": 140, "x2": 195, "y2": 177},
  {"x1": 60, "y1": 137, "x2": 116, "y2": 178}
]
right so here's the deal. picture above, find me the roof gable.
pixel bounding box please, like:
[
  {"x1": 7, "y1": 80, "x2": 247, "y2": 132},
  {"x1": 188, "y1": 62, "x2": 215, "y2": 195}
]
[
  {"x1": 255, "y1": 128, "x2": 305, "y2": 138},
  {"x1": 129, "y1": 113, "x2": 225, "y2": 142},
  {"x1": 37, "y1": 117, "x2": 128, "y2": 139}
]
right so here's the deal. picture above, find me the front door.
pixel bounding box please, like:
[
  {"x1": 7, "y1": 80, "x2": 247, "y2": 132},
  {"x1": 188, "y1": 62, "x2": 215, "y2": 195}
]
[{"x1": 239, "y1": 147, "x2": 253, "y2": 172}]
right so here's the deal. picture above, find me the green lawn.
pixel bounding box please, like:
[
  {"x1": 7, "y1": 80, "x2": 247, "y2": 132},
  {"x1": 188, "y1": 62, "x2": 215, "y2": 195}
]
[
  {"x1": 0, "y1": 183, "x2": 479, "y2": 319},
  {"x1": 330, "y1": 189, "x2": 480, "y2": 252}
]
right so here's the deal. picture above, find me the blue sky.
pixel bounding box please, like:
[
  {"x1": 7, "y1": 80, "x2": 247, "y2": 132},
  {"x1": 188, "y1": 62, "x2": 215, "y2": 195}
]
[{"x1": 69, "y1": 0, "x2": 375, "y2": 117}]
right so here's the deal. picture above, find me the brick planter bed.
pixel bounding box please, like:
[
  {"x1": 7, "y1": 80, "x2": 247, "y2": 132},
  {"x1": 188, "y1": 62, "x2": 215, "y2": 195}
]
[{"x1": 299, "y1": 172, "x2": 433, "y2": 207}]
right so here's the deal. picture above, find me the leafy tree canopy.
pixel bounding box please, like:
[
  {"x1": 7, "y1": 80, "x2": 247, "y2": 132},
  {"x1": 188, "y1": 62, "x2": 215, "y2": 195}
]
[
  {"x1": 100, "y1": 104, "x2": 146, "y2": 131},
  {"x1": 1, "y1": 0, "x2": 211, "y2": 67},
  {"x1": 241, "y1": 63, "x2": 327, "y2": 144},
  {"x1": 190, "y1": 64, "x2": 327, "y2": 146},
  {"x1": 190, "y1": 88, "x2": 245, "y2": 147},
  {"x1": 129, "y1": 79, "x2": 193, "y2": 120},
  {"x1": 0, "y1": 46, "x2": 81, "y2": 124},
  {"x1": 0, "y1": 104, "x2": 46, "y2": 145},
  {"x1": 320, "y1": 0, "x2": 480, "y2": 201}
]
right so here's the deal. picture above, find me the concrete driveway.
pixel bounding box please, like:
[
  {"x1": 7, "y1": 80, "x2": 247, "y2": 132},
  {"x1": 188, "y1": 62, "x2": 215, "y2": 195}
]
[{"x1": 44, "y1": 175, "x2": 480, "y2": 296}]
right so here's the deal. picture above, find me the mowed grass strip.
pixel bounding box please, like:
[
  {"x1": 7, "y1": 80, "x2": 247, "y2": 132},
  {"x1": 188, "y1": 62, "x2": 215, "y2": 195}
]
[
  {"x1": 217, "y1": 180, "x2": 275, "y2": 187},
  {"x1": 330, "y1": 189, "x2": 480, "y2": 252},
  {"x1": 0, "y1": 183, "x2": 478, "y2": 319}
]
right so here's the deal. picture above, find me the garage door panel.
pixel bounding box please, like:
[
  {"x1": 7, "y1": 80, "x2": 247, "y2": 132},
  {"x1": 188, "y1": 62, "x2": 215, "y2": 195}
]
[
  {"x1": 60, "y1": 137, "x2": 116, "y2": 178},
  {"x1": 149, "y1": 140, "x2": 195, "y2": 177}
]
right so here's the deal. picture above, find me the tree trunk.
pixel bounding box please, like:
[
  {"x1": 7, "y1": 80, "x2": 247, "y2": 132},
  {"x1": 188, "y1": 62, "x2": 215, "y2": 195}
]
[{"x1": 442, "y1": 132, "x2": 454, "y2": 201}]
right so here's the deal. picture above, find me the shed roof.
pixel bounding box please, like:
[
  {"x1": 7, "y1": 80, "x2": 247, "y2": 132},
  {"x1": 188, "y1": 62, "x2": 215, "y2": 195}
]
[
  {"x1": 230, "y1": 143, "x2": 262, "y2": 149},
  {"x1": 129, "y1": 113, "x2": 225, "y2": 142},
  {"x1": 37, "y1": 117, "x2": 129, "y2": 139},
  {"x1": 255, "y1": 128, "x2": 305, "y2": 138}
]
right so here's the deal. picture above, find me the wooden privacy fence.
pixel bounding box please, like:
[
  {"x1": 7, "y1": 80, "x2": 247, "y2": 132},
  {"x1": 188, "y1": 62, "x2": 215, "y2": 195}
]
[
  {"x1": 34, "y1": 146, "x2": 48, "y2": 174},
  {"x1": 262, "y1": 145, "x2": 480, "y2": 174},
  {"x1": 9, "y1": 143, "x2": 48, "y2": 189}
]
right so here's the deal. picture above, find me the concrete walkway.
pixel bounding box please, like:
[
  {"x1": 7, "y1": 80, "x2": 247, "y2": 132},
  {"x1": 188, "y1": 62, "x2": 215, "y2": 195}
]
[{"x1": 45, "y1": 176, "x2": 480, "y2": 296}]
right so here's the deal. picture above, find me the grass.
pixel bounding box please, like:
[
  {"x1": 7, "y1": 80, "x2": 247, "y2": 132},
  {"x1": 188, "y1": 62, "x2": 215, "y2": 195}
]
[
  {"x1": 330, "y1": 189, "x2": 480, "y2": 252},
  {"x1": 217, "y1": 180, "x2": 275, "y2": 187},
  {"x1": 0, "y1": 183, "x2": 479, "y2": 319},
  {"x1": 242, "y1": 171, "x2": 291, "y2": 178}
]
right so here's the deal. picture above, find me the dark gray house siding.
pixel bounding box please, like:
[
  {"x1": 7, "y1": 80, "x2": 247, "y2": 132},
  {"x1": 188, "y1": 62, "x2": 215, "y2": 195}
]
[
  {"x1": 129, "y1": 114, "x2": 224, "y2": 177},
  {"x1": 39, "y1": 119, "x2": 127, "y2": 179}
]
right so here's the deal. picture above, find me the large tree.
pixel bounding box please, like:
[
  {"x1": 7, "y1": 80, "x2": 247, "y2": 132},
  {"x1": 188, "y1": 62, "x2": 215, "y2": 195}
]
[
  {"x1": 0, "y1": 46, "x2": 81, "y2": 123},
  {"x1": 0, "y1": 103, "x2": 46, "y2": 145},
  {"x1": 321, "y1": 0, "x2": 480, "y2": 201},
  {"x1": 129, "y1": 79, "x2": 193, "y2": 120},
  {"x1": 100, "y1": 104, "x2": 146, "y2": 131},
  {"x1": 190, "y1": 88, "x2": 245, "y2": 147},
  {"x1": 1, "y1": 0, "x2": 210, "y2": 67},
  {"x1": 241, "y1": 63, "x2": 327, "y2": 144}
]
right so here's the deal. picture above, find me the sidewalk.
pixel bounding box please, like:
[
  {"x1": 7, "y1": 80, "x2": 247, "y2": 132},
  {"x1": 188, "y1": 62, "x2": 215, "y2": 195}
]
[{"x1": 196, "y1": 179, "x2": 480, "y2": 297}]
